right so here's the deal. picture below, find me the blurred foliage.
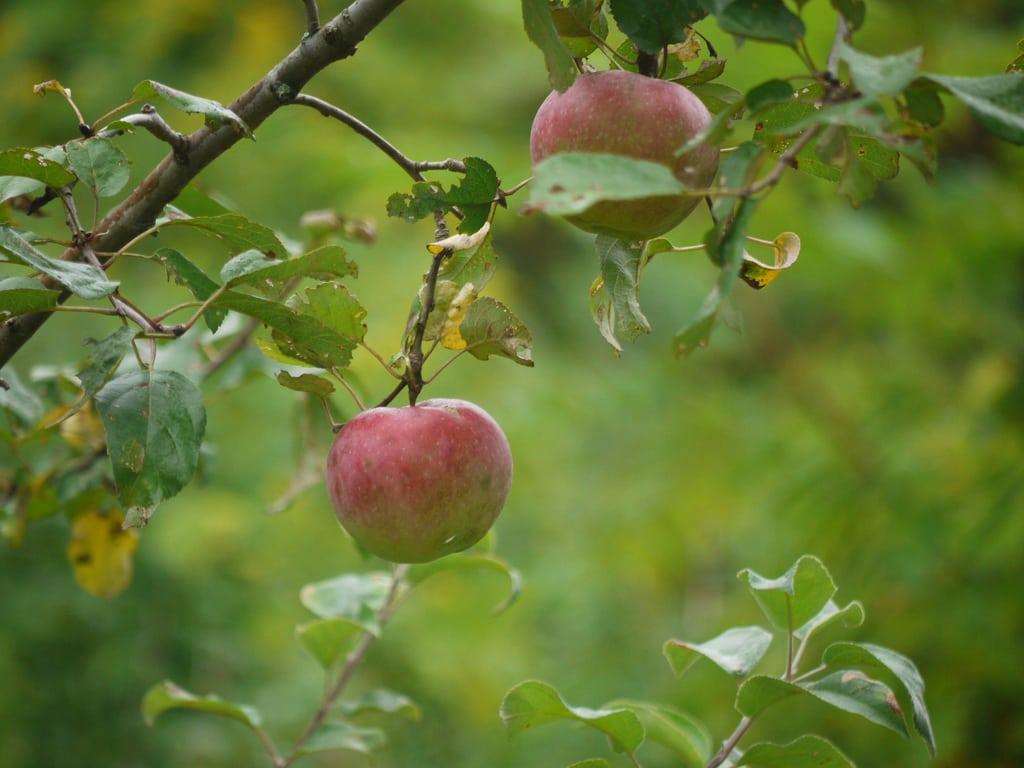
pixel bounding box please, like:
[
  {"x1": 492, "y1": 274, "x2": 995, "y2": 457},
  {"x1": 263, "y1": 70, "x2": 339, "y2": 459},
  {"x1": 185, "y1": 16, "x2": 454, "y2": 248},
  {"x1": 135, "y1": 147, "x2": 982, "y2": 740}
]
[{"x1": 1, "y1": 1, "x2": 1023, "y2": 767}]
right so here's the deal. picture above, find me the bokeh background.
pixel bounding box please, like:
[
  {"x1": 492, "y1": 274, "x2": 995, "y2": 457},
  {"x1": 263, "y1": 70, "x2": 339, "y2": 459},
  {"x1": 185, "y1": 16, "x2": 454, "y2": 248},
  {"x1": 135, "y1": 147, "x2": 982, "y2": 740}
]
[{"x1": 1, "y1": 1, "x2": 1022, "y2": 766}]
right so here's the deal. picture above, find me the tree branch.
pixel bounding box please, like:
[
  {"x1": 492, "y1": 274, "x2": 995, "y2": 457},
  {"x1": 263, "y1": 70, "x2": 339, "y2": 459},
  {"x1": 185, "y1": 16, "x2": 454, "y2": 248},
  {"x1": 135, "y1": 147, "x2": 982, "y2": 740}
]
[
  {"x1": 104, "y1": 105, "x2": 190, "y2": 162},
  {"x1": 301, "y1": 0, "x2": 321, "y2": 36},
  {"x1": 706, "y1": 716, "x2": 755, "y2": 768},
  {"x1": 0, "y1": 0, "x2": 409, "y2": 368}
]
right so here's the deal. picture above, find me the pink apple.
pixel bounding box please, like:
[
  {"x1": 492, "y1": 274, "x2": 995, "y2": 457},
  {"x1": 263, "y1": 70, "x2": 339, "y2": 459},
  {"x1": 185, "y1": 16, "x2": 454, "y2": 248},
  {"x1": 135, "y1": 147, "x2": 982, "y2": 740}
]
[
  {"x1": 326, "y1": 399, "x2": 513, "y2": 563},
  {"x1": 530, "y1": 70, "x2": 720, "y2": 239}
]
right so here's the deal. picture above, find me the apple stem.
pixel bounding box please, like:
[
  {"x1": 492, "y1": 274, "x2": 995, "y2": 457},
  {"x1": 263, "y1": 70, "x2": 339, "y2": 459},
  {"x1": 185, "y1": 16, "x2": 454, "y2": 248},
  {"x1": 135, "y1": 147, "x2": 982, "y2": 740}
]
[{"x1": 636, "y1": 50, "x2": 659, "y2": 77}]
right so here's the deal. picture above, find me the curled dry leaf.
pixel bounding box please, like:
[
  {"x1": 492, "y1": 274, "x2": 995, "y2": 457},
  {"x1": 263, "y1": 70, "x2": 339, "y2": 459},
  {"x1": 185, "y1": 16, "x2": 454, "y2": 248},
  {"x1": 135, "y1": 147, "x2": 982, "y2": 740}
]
[
  {"x1": 427, "y1": 221, "x2": 491, "y2": 255},
  {"x1": 740, "y1": 231, "x2": 801, "y2": 289}
]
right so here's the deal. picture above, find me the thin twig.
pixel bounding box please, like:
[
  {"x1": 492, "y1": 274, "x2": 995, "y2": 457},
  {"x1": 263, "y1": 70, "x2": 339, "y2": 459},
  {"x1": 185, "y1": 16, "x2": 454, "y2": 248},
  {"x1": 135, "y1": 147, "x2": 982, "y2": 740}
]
[
  {"x1": 330, "y1": 369, "x2": 367, "y2": 411},
  {"x1": 358, "y1": 341, "x2": 402, "y2": 379},
  {"x1": 374, "y1": 378, "x2": 408, "y2": 408},
  {"x1": 706, "y1": 716, "x2": 755, "y2": 768},
  {"x1": 200, "y1": 318, "x2": 260, "y2": 378},
  {"x1": 827, "y1": 16, "x2": 850, "y2": 77},
  {"x1": 405, "y1": 215, "x2": 450, "y2": 405},
  {"x1": 301, "y1": 0, "x2": 321, "y2": 35},
  {"x1": 105, "y1": 105, "x2": 190, "y2": 162}
]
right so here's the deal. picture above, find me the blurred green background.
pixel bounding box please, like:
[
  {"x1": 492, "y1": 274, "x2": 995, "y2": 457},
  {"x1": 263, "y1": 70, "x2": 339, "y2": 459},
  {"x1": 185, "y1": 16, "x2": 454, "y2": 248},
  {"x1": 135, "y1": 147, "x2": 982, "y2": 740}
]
[{"x1": 1, "y1": 1, "x2": 1023, "y2": 766}]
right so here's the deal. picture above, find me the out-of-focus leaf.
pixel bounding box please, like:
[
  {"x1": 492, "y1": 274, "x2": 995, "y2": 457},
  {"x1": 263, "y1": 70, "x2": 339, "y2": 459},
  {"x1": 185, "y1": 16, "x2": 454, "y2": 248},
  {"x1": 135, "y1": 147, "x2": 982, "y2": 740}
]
[
  {"x1": 66, "y1": 137, "x2": 130, "y2": 197},
  {"x1": 737, "y1": 734, "x2": 855, "y2": 767},
  {"x1": 94, "y1": 369, "x2": 206, "y2": 520},
  {"x1": 903, "y1": 81, "x2": 945, "y2": 127},
  {"x1": 794, "y1": 599, "x2": 865, "y2": 642},
  {"x1": 839, "y1": 42, "x2": 922, "y2": 98},
  {"x1": 568, "y1": 761, "x2": 611, "y2": 768},
  {"x1": 67, "y1": 509, "x2": 138, "y2": 598},
  {"x1": 608, "y1": 0, "x2": 706, "y2": 54},
  {"x1": 142, "y1": 681, "x2": 261, "y2": 728},
  {"x1": 296, "y1": 617, "x2": 365, "y2": 668},
  {"x1": 673, "y1": 286, "x2": 721, "y2": 359},
  {"x1": 0, "y1": 276, "x2": 60, "y2": 318},
  {"x1": 831, "y1": 0, "x2": 865, "y2": 30},
  {"x1": 923, "y1": 72, "x2": 1024, "y2": 144},
  {"x1": 823, "y1": 642, "x2": 935, "y2": 754},
  {"x1": 49, "y1": 326, "x2": 135, "y2": 427},
  {"x1": 408, "y1": 552, "x2": 522, "y2": 614},
  {"x1": 675, "y1": 58, "x2": 727, "y2": 87},
  {"x1": 704, "y1": 0, "x2": 805, "y2": 44},
  {"x1": 521, "y1": 0, "x2": 577, "y2": 92},
  {"x1": 132, "y1": 80, "x2": 251, "y2": 137},
  {"x1": 0, "y1": 366, "x2": 43, "y2": 424},
  {"x1": 163, "y1": 214, "x2": 287, "y2": 258},
  {"x1": 298, "y1": 722, "x2": 386, "y2": 757},
  {"x1": 664, "y1": 626, "x2": 773, "y2": 679},
  {"x1": 0, "y1": 225, "x2": 118, "y2": 299},
  {"x1": 299, "y1": 571, "x2": 392, "y2": 632},
  {"x1": 607, "y1": 700, "x2": 712, "y2": 767},
  {"x1": 501, "y1": 680, "x2": 645, "y2": 754},
  {"x1": 738, "y1": 555, "x2": 837, "y2": 631},
  {"x1": 337, "y1": 689, "x2": 421, "y2": 721},
  {"x1": 275, "y1": 371, "x2": 335, "y2": 398},
  {"x1": 590, "y1": 237, "x2": 650, "y2": 354}
]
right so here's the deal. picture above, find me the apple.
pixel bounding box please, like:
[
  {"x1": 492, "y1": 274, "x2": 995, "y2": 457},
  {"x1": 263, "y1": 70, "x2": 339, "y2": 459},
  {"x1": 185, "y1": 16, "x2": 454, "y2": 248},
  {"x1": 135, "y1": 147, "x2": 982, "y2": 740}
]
[
  {"x1": 530, "y1": 69, "x2": 720, "y2": 240},
  {"x1": 326, "y1": 398, "x2": 513, "y2": 563}
]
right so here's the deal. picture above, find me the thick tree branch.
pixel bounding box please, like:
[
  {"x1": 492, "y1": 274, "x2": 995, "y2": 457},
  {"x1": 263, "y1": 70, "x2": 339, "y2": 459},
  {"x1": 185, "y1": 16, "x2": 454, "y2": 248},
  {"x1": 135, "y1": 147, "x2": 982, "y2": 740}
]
[{"x1": 0, "y1": 0, "x2": 409, "y2": 368}]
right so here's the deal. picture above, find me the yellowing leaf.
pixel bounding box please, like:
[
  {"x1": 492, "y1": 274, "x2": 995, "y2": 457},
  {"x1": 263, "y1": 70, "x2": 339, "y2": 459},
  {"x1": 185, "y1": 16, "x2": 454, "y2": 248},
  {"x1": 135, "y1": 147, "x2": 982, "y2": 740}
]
[
  {"x1": 741, "y1": 232, "x2": 801, "y2": 289},
  {"x1": 439, "y1": 283, "x2": 478, "y2": 351},
  {"x1": 58, "y1": 404, "x2": 106, "y2": 451},
  {"x1": 67, "y1": 510, "x2": 139, "y2": 599},
  {"x1": 427, "y1": 221, "x2": 491, "y2": 255}
]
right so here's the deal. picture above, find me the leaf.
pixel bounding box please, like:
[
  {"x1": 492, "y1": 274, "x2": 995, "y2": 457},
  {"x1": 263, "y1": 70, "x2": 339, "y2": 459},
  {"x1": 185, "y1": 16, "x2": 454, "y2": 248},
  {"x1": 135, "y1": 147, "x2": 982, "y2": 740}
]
[
  {"x1": 794, "y1": 599, "x2": 865, "y2": 642},
  {"x1": 457, "y1": 296, "x2": 534, "y2": 366},
  {"x1": 0, "y1": 225, "x2": 118, "y2": 300},
  {"x1": 903, "y1": 81, "x2": 945, "y2": 127},
  {"x1": 216, "y1": 294, "x2": 346, "y2": 369},
  {"x1": 712, "y1": 197, "x2": 758, "y2": 297},
  {"x1": 337, "y1": 689, "x2": 422, "y2": 721},
  {"x1": 703, "y1": 0, "x2": 806, "y2": 45},
  {"x1": 142, "y1": 681, "x2": 262, "y2": 729},
  {"x1": 132, "y1": 80, "x2": 251, "y2": 137},
  {"x1": 156, "y1": 248, "x2": 226, "y2": 332},
  {"x1": 387, "y1": 157, "x2": 499, "y2": 234},
  {"x1": 0, "y1": 276, "x2": 60, "y2": 318},
  {"x1": 673, "y1": 285, "x2": 722, "y2": 359},
  {"x1": 50, "y1": 326, "x2": 135, "y2": 427},
  {"x1": 736, "y1": 734, "x2": 855, "y2": 767},
  {"x1": 608, "y1": 0, "x2": 707, "y2": 54},
  {"x1": 675, "y1": 58, "x2": 728, "y2": 87},
  {"x1": 67, "y1": 509, "x2": 139, "y2": 598},
  {"x1": 66, "y1": 137, "x2": 130, "y2": 197},
  {"x1": 589, "y1": 237, "x2": 650, "y2": 354},
  {"x1": 830, "y1": 0, "x2": 865, "y2": 30},
  {"x1": 408, "y1": 552, "x2": 522, "y2": 614},
  {"x1": 0, "y1": 147, "x2": 75, "y2": 191},
  {"x1": 296, "y1": 617, "x2": 365, "y2": 668},
  {"x1": 606, "y1": 700, "x2": 712, "y2": 767},
  {"x1": 664, "y1": 626, "x2": 774, "y2": 679},
  {"x1": 298, "y1": 722, "x2": 386, "y2": 757},
  {"x1": 823, "y1": 642, "x2": 935, "y2": 754},
  {"x1": 299, "y1": 571, "x2": 392, "y2": 632},
  {"x1": 923, "y1": 72, "x2": 1024, "y2": 145},
  {"x1": 220, "y1": 244, "x2": 357, "y2": 290},
  {"x1": 276, "y1": 371, "x2": 335, "y2": 398},
  {"x1": 738, "y1": 555, "x2": 837, "y2": 631},
  {"x1": 428, "y1": 220, "x2": 491, "y2": 255},
  {"x1": 500, "y1": 680, "x2": 645, "y2": 754},
  {"x1": 171, "y1": 184, "x2": 234, "y2": 217},
  {"x1": 163, "y1": 214, "x2": 287, "y2": 258},
  {"x1": 521, "y1": 0, "x2": 577, "y2": 92},
  {"x1": 746, "y1": 80, "x2": 795, "y2": 113},
  {"x1": 736, "y1": 672, "x2": 908, "y2": 737},
  {"x1": 0, "y1": 366, "x2": 43, "y2": 424},
  {"x1": 527, "y1": 152, "x2": 686, "y2": 217},
  {"x1": 740, "y1": 232, "x2": 800, "y2": 289},
  {"x1": 568, "y1": 761, "x2": 611, "y2": 768},
  {"x1": 838, "y1": 42, "x2": 922, "y2": 98},
  {"x1": 294, "y1": 281, "x2": 367, "y2": 345},
  {"x1": 838, "y1": 136, "x2": 879, "y2": 207},
  {"x1": 94, "y1": 369, "x2": 207, "y2": 518}
]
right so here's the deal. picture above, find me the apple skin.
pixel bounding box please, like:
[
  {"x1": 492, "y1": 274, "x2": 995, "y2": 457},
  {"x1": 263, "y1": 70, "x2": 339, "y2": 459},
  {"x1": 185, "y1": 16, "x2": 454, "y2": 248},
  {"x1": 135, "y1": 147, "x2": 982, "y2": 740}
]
[
  {"x1": 326, "y1": 398, "x2": 512, "y2": 564},
  {"x1": 530, "y1": 70, "x2": 720, "y2": 240}
]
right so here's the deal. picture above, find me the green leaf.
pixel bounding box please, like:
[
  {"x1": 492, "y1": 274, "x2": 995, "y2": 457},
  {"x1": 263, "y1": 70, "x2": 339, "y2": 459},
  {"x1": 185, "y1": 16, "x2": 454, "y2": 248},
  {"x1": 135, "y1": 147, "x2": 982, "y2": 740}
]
[
  {"x1": 703, "y1": 0, "x2": 805, "y2": 44},
  {"x1": 608, "y1": 0, "x2": 707, "y2": 54},
  {"x1": 0, "y1": 225, "x2": 118, "y2": 300},
  {"x1": 436, "y1": 229, "x2": 498, "y2": 293},
  {"x1": 830, "y1": 0, "x2": 865, "y2": 30},
  {"x1": 298, "y1": 722, "x2": 387, "y2": 757},
  {"x1": 408, "y1": 552, "x2": 522, "y2": 614},
  {"x1": 214, "y1": 290, "x2": 355, "y2": 370},
  {"x1": 294, "y1": 281, "x2": 367, "y2": 345},
  {"x1": 923, "y1": 72, "x2": 1024, "y2": 145},
  {"x1": 838, "y1": 42, "x2": 922, "y2": 99},
  {"x1": 141, "y1": 681, "x2": 261, "y2": 729},
  {"x1": 296, "y1": 617, "x2": 365, "y2": 668},
  {"x1": 664, "y1": 626, "x2": 773, "y2": 679},
  {"x1": 737, "y1": 734, "x2": 855, "y2": 767},
  {"x1": 528, "y1": 152, "x2": 686, "y2": 217},
  {"x1": 747, "y1": 80, "x2": 794, "y2": 113},
  {"x1": 156, "y1": 248, "x2": 226, "y2": 332},
  {"x1": 794, "y1": 599, "x2": 865, "y2": 642},
  {"x1": 50, "y1": 326, "x2": 135, "y2": 427},
  {"x1": 299, "y1": 571, "x2": 392, "y2": 632},
  {"x1": 337, "y1": 689, "x2": 421, "y2": 721},
  {"x1": 170, "y1": 184, "x2": 234, "y2": 217},
  {"x1": 0, "y1": 366, "x2": 43, "y2": 424},
  {"x1": 675, "y1": 58, "x2": 728, "y2": 87},
  {"x1": 736, "y1": 672, "x2": 908, "y2": 737},
  {"x1": 0, "y1": 277, "x2": 60, "y2": 318},
  {"x1": 711, "y1": 197, "x2": 758, "y2": 297},
  {"x1": 458, "y1": 297, "x2": 534, "y2": 366},
  {"x1": 66, "y1": 137, "x2": 130, "y2": 198},
  {"x1": 387, "y1": 157, "x2": 498, "y2": 234},
  {"x1": 500, "y1": 680, "x2": 645, "y2": 754},
  {"x1": 163, "y1": 214, "x2": 287, "y2": 258},
  {"x1": 94, "y1": 369, "x2": 206, "y2": 518},
  {"x1": 673, "y1": 285, "x2": 721, "y2": 358},
  {"x1": 0, "y1": 146, "x2": 72, "y2": 203},
  {"x1": 568, "y1": 761, "x2": 611, "y2": 768},
  {"x1": 132, "y1": 80, "x2": 251, "y2": 137},
  {"x1": 606, "y1": 700, "x2": 712, "y2": 767},
  {"x1": 738, "y1": 555, "x2": 837, "y2": 631},
  {"x1": 822, "y1": 642, "x2": 935, "y2": 754},
  {"x1": 220, "y1": 244, "x2": 356, "y2": 291},
  {"x1": 521, "y1": 0, "x2": 577, "y2": 92},
  {"x1": 838, "y1": 136, "x2": 879, "y2": 207},
  {"x1": 275, "y1": 371, "x2": 335, "y2": 398},
  {"x1": 590, "y1": 237, "x2": 650, "y2": 354},
  {"x1": 903, "y1": 81, "x2": 945, "y2": 127}
]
